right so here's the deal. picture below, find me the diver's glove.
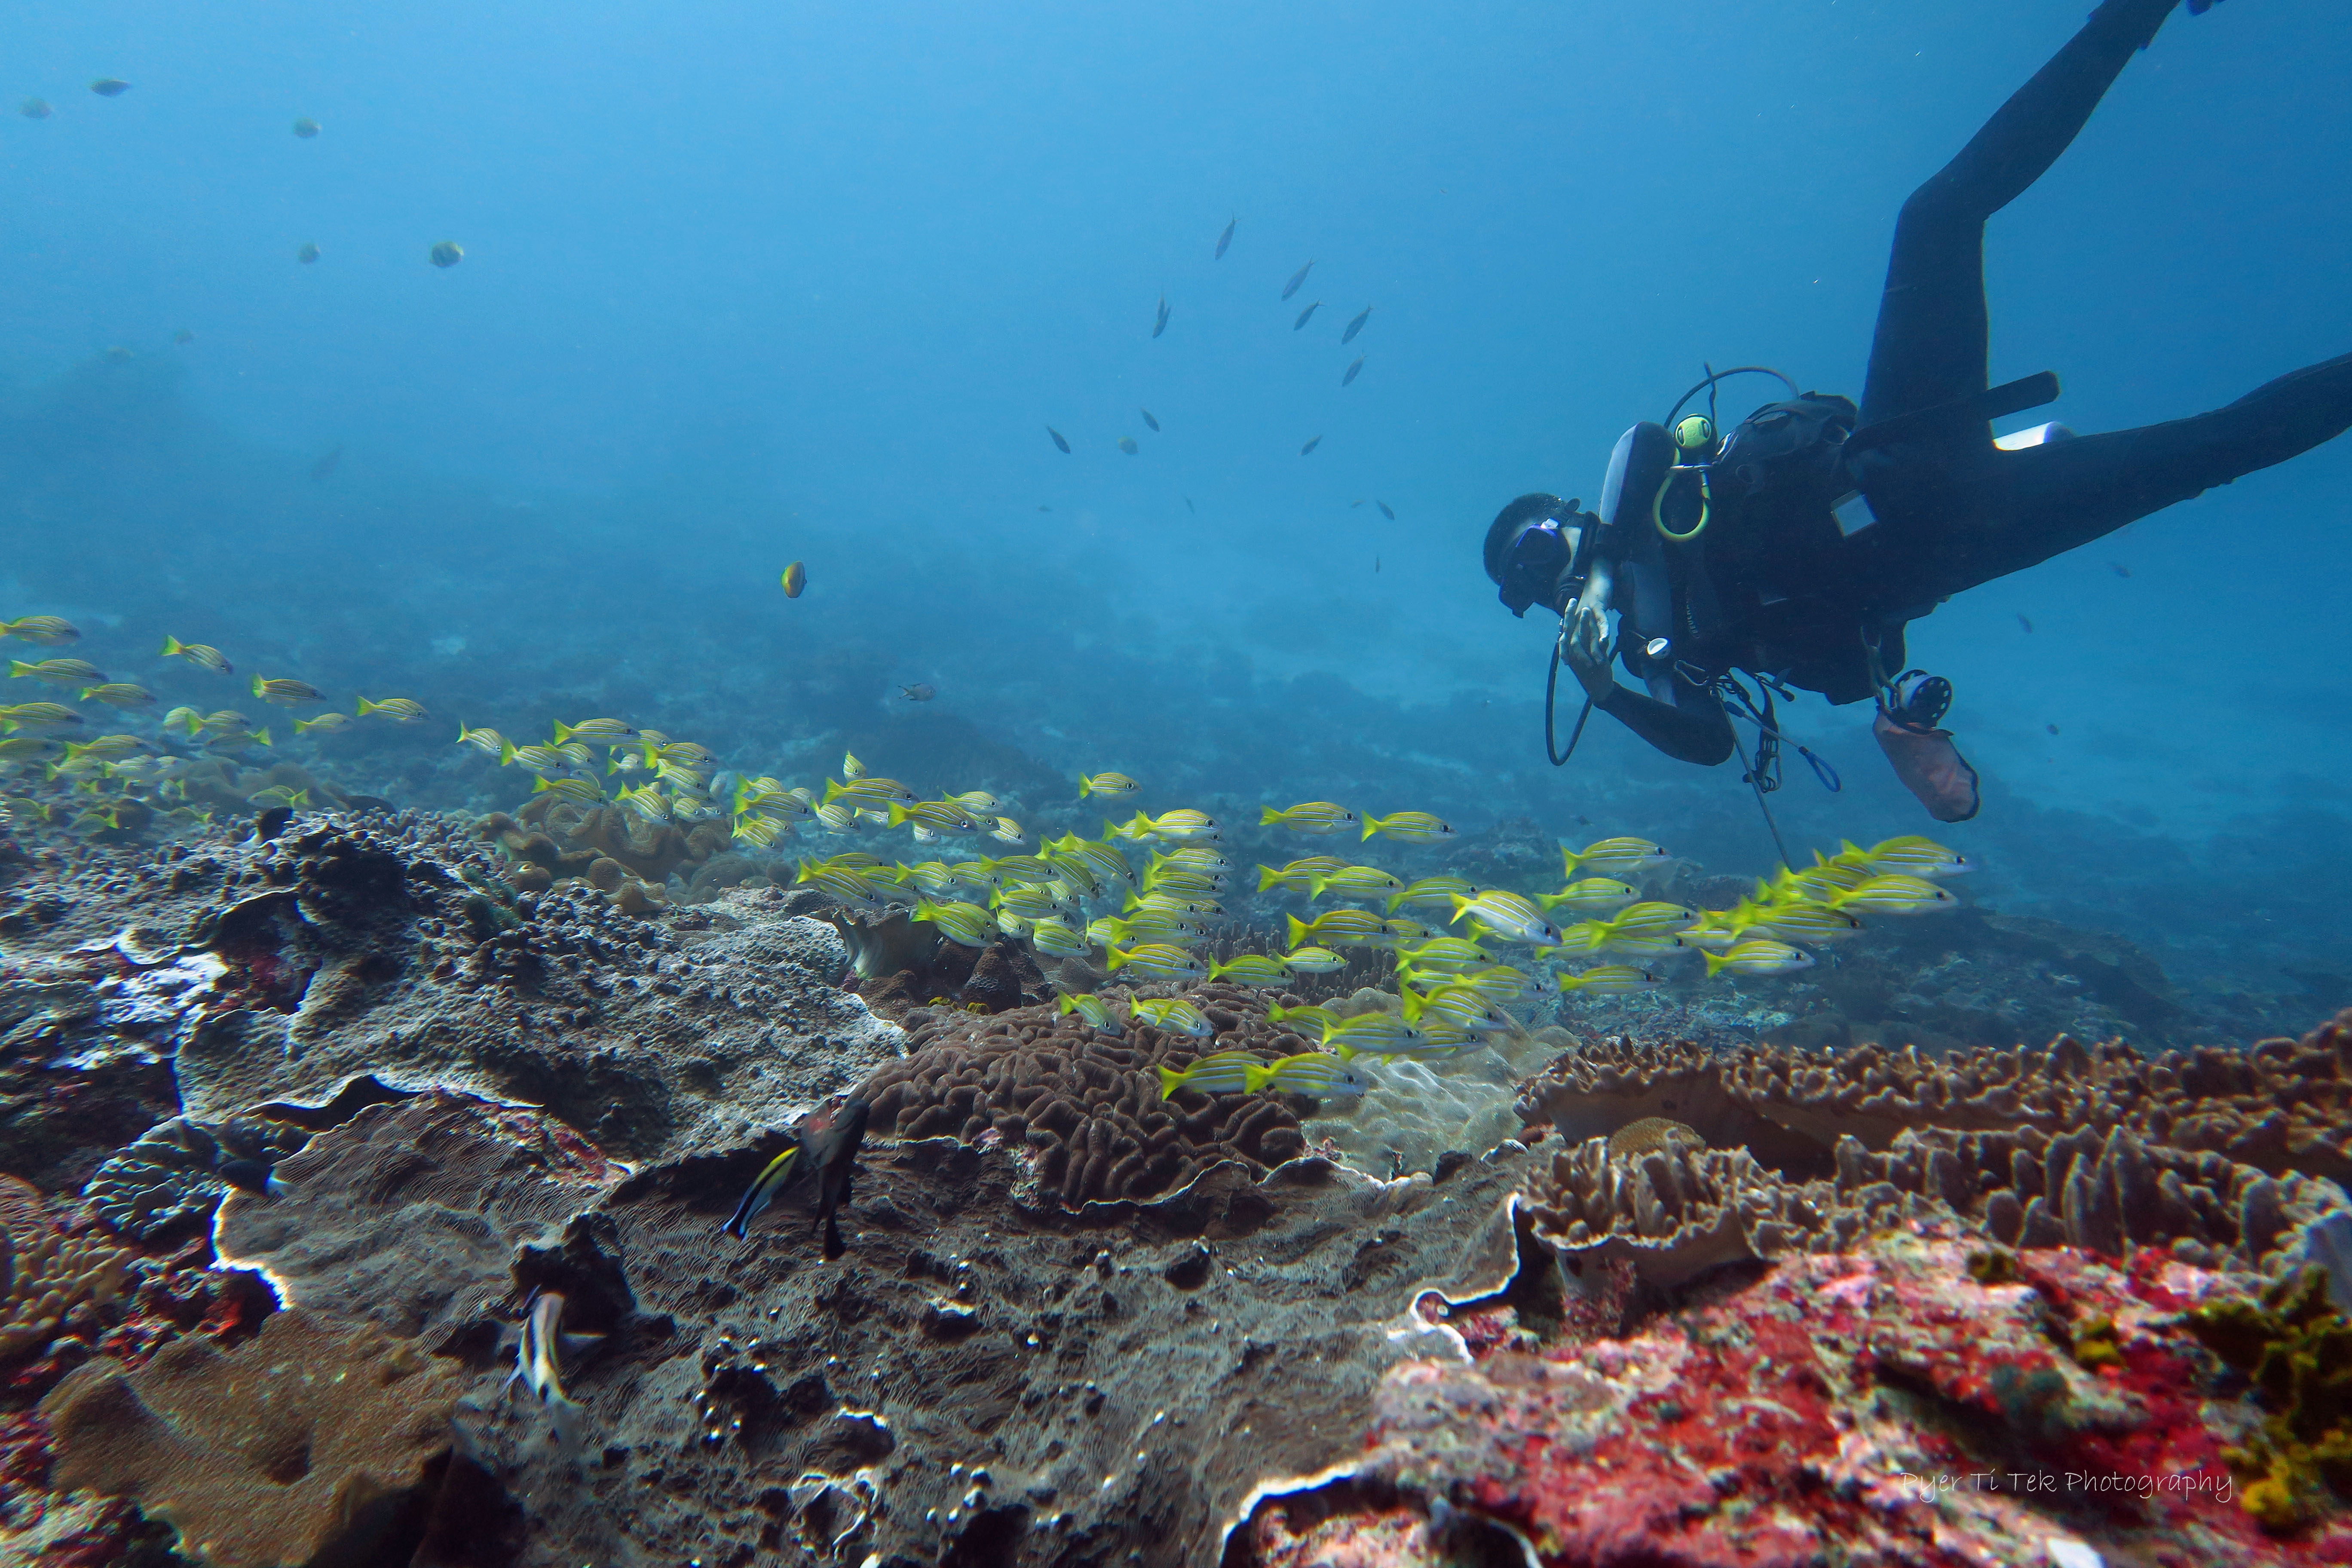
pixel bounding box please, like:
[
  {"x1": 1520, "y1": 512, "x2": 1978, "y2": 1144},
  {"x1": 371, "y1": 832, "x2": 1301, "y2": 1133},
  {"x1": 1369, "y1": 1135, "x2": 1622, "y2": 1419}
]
[{"x1": 1559, "y1": 606, "x2": 1619, "y2": 704}]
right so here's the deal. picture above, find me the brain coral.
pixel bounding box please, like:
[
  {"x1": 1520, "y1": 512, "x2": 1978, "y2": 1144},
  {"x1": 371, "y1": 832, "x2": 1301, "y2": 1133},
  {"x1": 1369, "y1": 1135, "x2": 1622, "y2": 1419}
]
[{"x1": 857, "y1": 982, "x2": 1319, "y2": 1205}]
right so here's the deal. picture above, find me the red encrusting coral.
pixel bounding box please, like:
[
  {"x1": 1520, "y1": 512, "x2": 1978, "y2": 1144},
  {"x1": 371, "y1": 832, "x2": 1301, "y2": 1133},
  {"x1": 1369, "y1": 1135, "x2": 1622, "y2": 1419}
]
[{"x1": 1348, "y1": 1232, "x2": 2352, "y2": 1568}]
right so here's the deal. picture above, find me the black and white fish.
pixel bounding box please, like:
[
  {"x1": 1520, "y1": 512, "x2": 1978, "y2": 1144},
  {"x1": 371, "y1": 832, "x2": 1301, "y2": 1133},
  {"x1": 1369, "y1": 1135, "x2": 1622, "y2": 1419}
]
[{"x1": 507, "y1": 1289, "x2": 600, "y2": 1453}]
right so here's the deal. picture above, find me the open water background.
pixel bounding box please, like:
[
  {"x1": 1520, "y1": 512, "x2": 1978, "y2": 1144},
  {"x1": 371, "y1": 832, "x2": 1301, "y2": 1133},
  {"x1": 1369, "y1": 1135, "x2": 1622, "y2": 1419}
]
[{"x1": 3, "y1": 0, "x2": 2348, "y2": 1012}]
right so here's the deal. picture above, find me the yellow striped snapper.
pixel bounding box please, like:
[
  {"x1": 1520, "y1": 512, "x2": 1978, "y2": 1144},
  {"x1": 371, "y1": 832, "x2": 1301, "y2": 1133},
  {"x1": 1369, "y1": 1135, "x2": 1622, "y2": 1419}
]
[
  {"x1": 1156, "y1": 1050, "x2": 1257, "y2": 1098},
  {"x1": 1056, "y1": 993, "x2": 1123, "y2": 1034},
  {"x1": 1557, "y1": 964, "x2": 1668, "y2": 996},
  {"x1": 1132, "y1": 997, "x2": 1213, "y2": 1037},
  {"x1": 1106, "y1": 943, "x2": 1206, "y2": 980},
  {"x1": 1259, "y1": 801, "x2": 1359, "y2": 833},
  {"x1": 1535, "y1": 878, "x2": 1639, "y2": 916},
  {"x1": 1244, "y1": 1052, "x2": 1373, "y2": 1097},
  {"x1": 1360, "y1": 811, "x2": 1455, "y2": 844},
  {"x1": 1284, "y1": 908, "x2": 1391, "y2": 949},
  {"x1": 1207, "y1": 955, "x2": 1293, "y2": 988},
  {"x1": 1825, "y1": 835, "x2": 1974, "y2": 879},
  {"x1": 1113, "y1": 808, "x2": 1220, "y2": 842},
  {"x1": 915, "y1": 899, "x2": 995, "y2": 946},
  {"x1": 0, "y1": 702, "x2": 83, "y2": 732},
  {"x1": 1703, "y1": 939, "x2": 1816, "y2": 977},
  {"x1": 1028, "y1": 917, "x2": 1089, "y2": 958},
  {"x1": 1829, "y1": 875, "x2": 1958, "y2": 916},
  {"x1": 1256, "y1": 856, "x2": 1350, "y2": 894},
  {"x1": 1446, "y1": 890, "x2": 1562, "y2": 946},
  {"x1": 1401, "y1": 983, "x2": 1517, "y2": 1035},
  {"x1": 9, "y1": 657, "x2": 105, "y2": 686},
  {"x1": 1308, "y1": 865, "x2": 1403, "y2": 902},
  {"x1": 1561, "y1": 836, "x2": 1672, "y2": 879}
]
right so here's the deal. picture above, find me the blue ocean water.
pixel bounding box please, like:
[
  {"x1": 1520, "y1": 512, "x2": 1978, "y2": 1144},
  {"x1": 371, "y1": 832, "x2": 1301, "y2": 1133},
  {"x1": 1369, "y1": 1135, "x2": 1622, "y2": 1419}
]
[{"x1": 3, "y1": 0, "x2": 2348, "y2": 1020}]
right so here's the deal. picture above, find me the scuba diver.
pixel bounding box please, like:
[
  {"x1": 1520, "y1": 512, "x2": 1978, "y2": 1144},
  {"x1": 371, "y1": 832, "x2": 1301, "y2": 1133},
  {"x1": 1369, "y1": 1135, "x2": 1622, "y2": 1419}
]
[{"x1": 1484, "y1": 0, "x2": 2352, "y2": 824}]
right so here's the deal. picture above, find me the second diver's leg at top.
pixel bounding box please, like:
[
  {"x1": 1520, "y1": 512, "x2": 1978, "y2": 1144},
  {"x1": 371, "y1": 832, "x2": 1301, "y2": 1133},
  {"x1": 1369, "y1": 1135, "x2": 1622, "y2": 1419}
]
[{"x1": 1859, "y1": 0, "x2": 2184, "y2": 435}]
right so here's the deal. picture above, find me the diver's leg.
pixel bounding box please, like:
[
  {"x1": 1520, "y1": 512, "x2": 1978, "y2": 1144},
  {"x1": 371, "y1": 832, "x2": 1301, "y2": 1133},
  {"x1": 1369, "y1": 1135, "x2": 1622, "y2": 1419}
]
[
  {"x1": 1860, "y1": 0, "x2": 2181, "y2": 429},
  {"x1": 1917, "y1": 349, "x2": 2352, "y2": 594}
]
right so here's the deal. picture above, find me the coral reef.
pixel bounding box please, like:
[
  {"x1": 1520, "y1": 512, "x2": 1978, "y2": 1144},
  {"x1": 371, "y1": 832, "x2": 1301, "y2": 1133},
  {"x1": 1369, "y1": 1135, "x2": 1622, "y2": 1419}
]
[
  {"x1": 858, "y1": 981, "x2": 1315, "y2": 1204},
  {"x1": 465, "y1": 1131, "x2": 1537, "y2": 1568},
  {"x1": 0, "y1": 810, "x2": 903, "y2": 1163},
  {"x1": 42, "y1": 1306, "x2": 470, "y2": 1568},
  {"x1": 2186, "y1": 1267, "x2": 2352, "y2": 1530},
  {"x1": 0, "y1": 1176, "x2": 138, "y2": 1359},
  {"x1": 478, "y1": 796, "x2": 735, "y2": 909},
  {"x1": 80, "y1": 1114, "x2": 312, "y2": 1241},
  {"x1": 1262, "y1": 1232, "x2": 2342, "y2": 1568},
  {"x1": 214, "y1": 1092, "x2": 625, "y2": 1342},
  {"x1": 6, "y1": 817, "x2": 2352, "y2": 1564},
  {"x1": 1524, "y1": 1010, "x2": 2352, "y2": 1193}
]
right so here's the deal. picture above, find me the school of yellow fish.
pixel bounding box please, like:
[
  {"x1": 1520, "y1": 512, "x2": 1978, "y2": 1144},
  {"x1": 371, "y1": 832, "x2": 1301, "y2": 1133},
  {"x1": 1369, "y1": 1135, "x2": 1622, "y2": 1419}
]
[{"x1": 0, "y1": 611, "x2": 1971, "y2": 1105}]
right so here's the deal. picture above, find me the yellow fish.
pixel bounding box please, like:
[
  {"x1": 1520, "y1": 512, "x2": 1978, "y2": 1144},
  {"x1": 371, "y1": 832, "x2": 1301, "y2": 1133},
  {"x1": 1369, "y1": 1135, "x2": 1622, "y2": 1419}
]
[
  {"x1": 79, "y1": 684, "x2": 156, "y2": 710},
  {"x1": 1078, "y1": 772, "x2": 1139, "y2": 798},
  {"x1": 357, "y1": 696, "x2": 429, "y2": 723},
  {"x1": 1, "y1": 702, "x2": 85, "y2": 732},
  {"x1": 160, "y1": 635, "x2": 233, "y2": 674},
  {"x1": 4, "y1": 617, "x2": 82, "y2": 646},
  {"x1": 9, "y1": 658, "x2": 105, "y2": 686},
  {"x1": 1259, "y1": 801, "x2": 1358, "y2": 833},
  {"x1": 455, "y1": 723, "x2": 505, "y2": 754},
  {"x1": 781, "y1": 560, "x2": 808, "y2": 598},
  {"x1": 533, "y1": 776, "x2": 603, "y2": 803},
  {"x1": 1360, "y1": 811, "x2": 1455, "y2": 843},
  {"x1": 252, "y1": 676, "x2": 324, "y2": 706},
  {"x1": 294, "y1": 713, "x2": 352, "y2": 734}
]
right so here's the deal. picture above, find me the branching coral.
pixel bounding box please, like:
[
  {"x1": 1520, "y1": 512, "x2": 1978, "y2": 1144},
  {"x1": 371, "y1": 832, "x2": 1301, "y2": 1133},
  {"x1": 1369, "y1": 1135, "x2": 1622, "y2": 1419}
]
[{"x1": 0, "y1": 1176, "x2": 137, "y2": 1360}]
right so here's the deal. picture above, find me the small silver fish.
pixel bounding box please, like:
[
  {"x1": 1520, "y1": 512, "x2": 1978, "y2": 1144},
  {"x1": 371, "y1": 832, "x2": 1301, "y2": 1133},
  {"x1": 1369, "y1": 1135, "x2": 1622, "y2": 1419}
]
[
  {"x1": 1292, "y1": 300, "x2": 1321, "y2": 331},
  {"x1": 1341, "y1": 305, "x2": 1372, "y2": 343},
  {"x1": 1300, "y1": 435, "x2": 1322, "y2": 456},
  {"x1": 1140, "y1": 408, "x2": 1161, "y2": 432},
  {"x1": 1214, "y1": 216, "x2": 1235, "y2": 260},
  {"x1": 1281, "y1": 260, "x2": 1314, "y2": 301},
  {"x1": 1341, "y1": 356, "x2": 1363, "y2": 387},
  {"x1": 1047, "y1": 426, "x2": 1071, "y2": 453},
  {"x1": 1152, "y1": 296, "x2": 1170, "y2": 338}
]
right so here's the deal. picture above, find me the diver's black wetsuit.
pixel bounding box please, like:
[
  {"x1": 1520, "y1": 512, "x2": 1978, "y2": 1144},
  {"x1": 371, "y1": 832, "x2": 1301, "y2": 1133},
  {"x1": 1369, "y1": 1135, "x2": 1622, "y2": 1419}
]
[{"x1": 1585, "y1": 0, "x2": 2352, "y2": 766}]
